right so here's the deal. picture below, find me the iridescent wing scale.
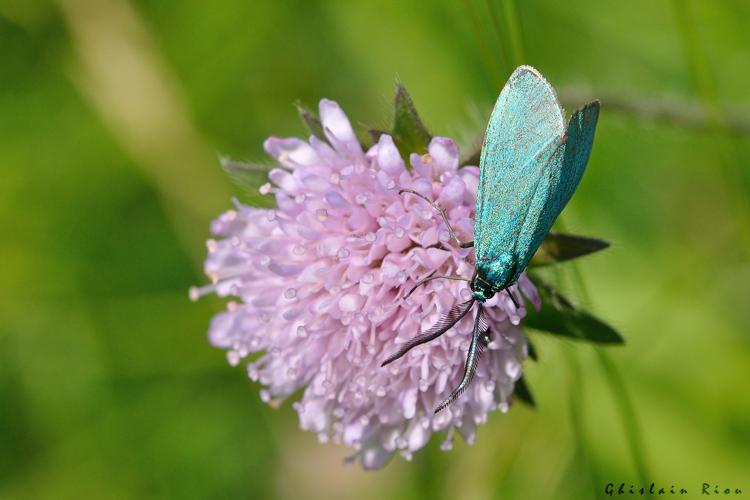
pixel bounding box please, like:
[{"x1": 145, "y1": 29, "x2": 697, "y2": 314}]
[
  {"x1": 510, "y1": 101, "x2": 600, "y2": 283},
  {"x1": 475, "y1": 66, "x2": 566, "y2": 266},
  {"x1": 475, "y1": 65, "x2": 600, "y2": 285}
]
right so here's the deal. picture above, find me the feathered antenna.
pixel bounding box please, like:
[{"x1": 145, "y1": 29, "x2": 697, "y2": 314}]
[
  {"x1": 434, "y1": 304, "x2": 491, "y2": 413},
  {"x1": 381, "y1": 299, "x2": 475, "y2": 367}
]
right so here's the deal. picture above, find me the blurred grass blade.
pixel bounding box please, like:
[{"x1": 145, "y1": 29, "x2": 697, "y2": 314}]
[
  {"x1": 671, "y1": 0, "x2": 750, "y2": 257},
  {"x1": 524, "y1": 276, "x2": 624, "y2": 344},
  {"x1": 531, "y1": 232, "x2": 610, "y2": 267},
  {"x1": 57, "y1": 0, "x2": 232, "y2": 269},
  {"x1": 461, "y1": 0, "x2": 503, "y2": 88},
  {"x1": 392, "y1": 82, "x2": 432, "y2": 157},
  {"x1": 513, "y1": 376, "x2": 535, "y2": 407},
  {"x1": 294, "y1": 101, "x2": 327, "y2": 142},
  {"x1": 501, "y1": 0, "x2": 525, "y2": 66},
  {"x1": 556, "y1": 217, "x2": 649, "y2": 484},
  {"x1": 484, "y1": 0, "x2": 511, "y2": 76},
  {"x1": 596, "y1": 349, "x2": 650, "y2": 485}
]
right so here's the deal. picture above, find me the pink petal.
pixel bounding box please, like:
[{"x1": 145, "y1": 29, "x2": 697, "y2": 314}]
[
  {"x1": 319, "y1": 99, "x2": 362, "y2": 157},
  {"x1": 428, "y1": 137, "x2": 459, "y2": 174},
  {"x1": 375, "y1": 134, "x2": 405, "y2": 176},
  {"x1": 264, "y1": 137, "x2": 319, "y2": 168}
]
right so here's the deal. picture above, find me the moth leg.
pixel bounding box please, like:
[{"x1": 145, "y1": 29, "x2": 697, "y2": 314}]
[
  {"x1": 434, "y1": 305, "x2": 488, "y2": 413},
  {"x1": 382, "y1": 299, "x2": 475, "y2": 367},
  {"x1": 404, "y1": 271, "x2": 471, "y2": 299},
  {"x1": 399, "y1": 189, "x2": 474, "y2": 248},
  {"x1": 505, "y1": 288, "x2": 520, "y2": 309}
]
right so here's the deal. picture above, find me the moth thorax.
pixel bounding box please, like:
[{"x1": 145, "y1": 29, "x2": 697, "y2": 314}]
[{"x1": 476, "y1": 253, "x2": 515, "y2": 290}]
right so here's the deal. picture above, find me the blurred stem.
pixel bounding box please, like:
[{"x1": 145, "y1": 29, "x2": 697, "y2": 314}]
[
  {"x1": 56, "y1": 0, "x2": 232, "y2": 272},
  {"x1": 558, "y1": 88, "x2": 750, "y2": 136},
  {"x1": 670, "y1": 0, "x2": 721, "y2": 125},
  {"x1": 501, "y1": 0, "x2": 525, "y2": 67},
  {"x1": 550, "y1": 263, "x2": 603, "y2": 495},
  {"x1": 565, "y1": 349, "x2": 602, "y2": 498},
  {"x1": 462, "y1": 0, "x2": 504, "y2": 89},
  {"x1": 557, "y1": 218, "x2": 650, "y2": 486},
  {"x1": 594, "y1": 349, "x2": 650, "y2": 484},
  {"x1": 484, "y1": 0, "x2": 511, "y2": 77},
  {"x1": 671, "y1": 0, "x2": 750, "y2": 256}
]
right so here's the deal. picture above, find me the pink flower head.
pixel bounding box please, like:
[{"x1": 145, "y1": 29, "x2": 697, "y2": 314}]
[{"x1": 192, "y1": 99, "x2": 540, "y2": 469}]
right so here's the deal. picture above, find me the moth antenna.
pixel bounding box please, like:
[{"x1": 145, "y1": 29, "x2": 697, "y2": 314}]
[
  {"x1": 404, "y1": 272, "x2": 472, "y2": 299},
  {"x1": 381, "y1": 299, "x2": 475, "y2": 367},
  {"x1": 404, "y1": 270, "x2": 436, "y2": 298},
  {"x1": 399, "y1": 188, "x2": 474, "y2": 249},
  {"x1": 477, "y1": 305, "x2": 491, "y2": 334},
  {"x1": 434, "y1": 305, "x2": 490, "y2": 413}
]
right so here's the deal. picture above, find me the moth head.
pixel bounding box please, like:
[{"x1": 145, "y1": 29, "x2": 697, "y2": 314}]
[{"x1": 471, "y1": 283, "x2": 494, "y2": 302}]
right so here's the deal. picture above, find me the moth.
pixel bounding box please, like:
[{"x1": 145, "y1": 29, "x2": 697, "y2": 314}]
[{"x1": 382, "y1": 66, "x2": 600, "y2": 413}]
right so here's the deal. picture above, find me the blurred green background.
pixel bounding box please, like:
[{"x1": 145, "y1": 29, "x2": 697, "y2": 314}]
[{"x1": 1, "y1": 0, "x2": 749, "y2": 498}]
